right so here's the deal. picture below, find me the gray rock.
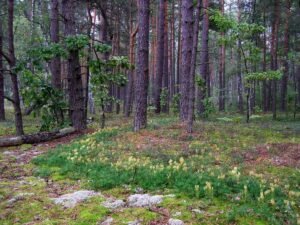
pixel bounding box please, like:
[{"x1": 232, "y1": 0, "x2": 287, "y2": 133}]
[
  {"x1": 102, "y1": 199, "x2": 125, "y2": 209},
  {"x1": 7, "y1": 192, "x2": 34, "y2": 205},
  {"x1": 168, "y1": 218, "x2": 185, "y2": 225},
  {"x1": 52, "y1": 190, "x2": 98, "y2": 208},
  {"x1": 191, "y1": 209, "x2": 204, "y2": 214},
  {"x1": 100, "y1": 217, "x2": 113, "y2": 225},
  {"x1": 127, "y1": 220, "x2": 141, "y2": 225},
  {"x1": 127, "y1": 194, "x2": 163, "y2": 207}
]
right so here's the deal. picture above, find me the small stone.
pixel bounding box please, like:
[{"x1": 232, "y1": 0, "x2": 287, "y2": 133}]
[
  {"x1": 102, "y1": 199, "x2": 125, "y2": 209},
  {"x1": 168, "y1": 218, "x2": 185, "y2": 225},
  {"x1": 173, "y1": 211, "x2": 182, "y2": 217},
  {"x1": 127, "y1": 220, "x2": 141, "y2": 225},
  {"x1": 127, "y1": 194, "x2": 163, "y2": 207},
  {"x1": 52, "y1": 190, "x2": 99, "y2": 208},
  {"x1": 100, "y1": 217, "x2": 113, "y2": 225},
  {"x1": 191, "y1": 209, "x2": 204, "y2": 214}
]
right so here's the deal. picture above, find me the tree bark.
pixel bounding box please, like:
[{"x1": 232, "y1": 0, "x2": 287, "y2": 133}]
[
  {"x1": 187, "y1": 0, "x2": 201, "y2": 133},
  {"x1": 0, "y1": 127, "x2": 76, "y2": 147},
  {"x1": 154, "y1": 0, "x2": 165, "y2": 114},
  {"x1": 8, "y1": 0, "x2": 24, "y2": 135},
  {"x1": 134, "y1": 0, "x2": 150, "y2": 131},
  {"x1": 179, "y1": 0, "x2": 193, "y2": 121},
  {"x1": 50, "y1": 0, "x2": 61, "y2": 89},
  {"x1": 218, "y1": 0, "x2": 226, "y2": 111},
  {"x1": 176, "y1": 0, "x2": 182, "y2": 94},
  {"x1": 197, "y1": 0, "x2": 209, "y2": 115},
  {"x1": 62, "y1": 0, "x2": 86, "y2": 130},
  {"x1": 280, "y1": 0, "x2": 291, "y2": 111},
  {"x1": 0, "y1": 14, "x2": 4, "y2": 121},
  {"x1": 270, "y1": 0, "x2": 280, "y2": 120},
  {"x1": 236, "y1": 0, "x2": 244, "y2": 114},
  {"x1": 162, "y1": 0, "x2": 169, "y2": 113}
]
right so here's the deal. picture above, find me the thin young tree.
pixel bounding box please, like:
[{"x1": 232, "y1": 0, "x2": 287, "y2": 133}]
[
  {"x1": 134, "y1": 0, "x2": 150, "y2": 131},
  {"x1": 154, "y1": 0, "x2": 165, "y2": 114}
]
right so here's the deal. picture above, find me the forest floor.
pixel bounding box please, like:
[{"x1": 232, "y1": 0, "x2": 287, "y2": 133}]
[{"x1": 0, "y1": 113, "x2": 300, "y2": 225}]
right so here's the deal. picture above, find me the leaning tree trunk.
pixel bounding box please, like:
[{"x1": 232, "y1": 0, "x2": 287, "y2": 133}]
[
  {"x1": 154, "y1": 0, "x2": 165, "y2": 114},
  {"x1": 133, "y1": 0, "x2": 150, "y2": 131},
  {"x1": 197, "y1": 0, "x2": 209, "y2": 115},
  {"x1": 179, "y1": 0, "x2": 193, "y2": 121},
  {"x1": 187, "y1": 0, "x2": 201, "y2": 133},
  {"x1": 0, "y1": 14, "x2": 4, "y2": 121},
  {"x1": 62, "y1": 0, "x2": 86, "y2": 130},
  {"x1": 8, "y1": 0, "x2": 24, "y2": 135},
  {"x1": 280, "y1": 0, "x2": 291, "y2": 111}
]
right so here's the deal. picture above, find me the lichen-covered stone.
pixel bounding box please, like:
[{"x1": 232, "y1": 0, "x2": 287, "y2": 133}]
[
  {"x1": 168, "y1": 218, "x2": 185, "y2": 225},
  {"x1": 127, "y1": 194, "x2": 163, "y2": 207}
]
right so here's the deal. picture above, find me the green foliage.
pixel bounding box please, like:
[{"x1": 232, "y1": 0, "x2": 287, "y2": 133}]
[
  {"x1": 160, "y1": 88, "x2": 169, "y2": 110},
  {"x1": 65, "y1": 35, "x2": 89, "y2": 51},
  {"x1": 209, "y1": 10, "x2": 235, "y2": 33},
  {"x1": 90, "y1": 54, "x2": 129, "y2": 111},
  {"x1": 245, "y1": 70, "x2": 283, "y2": 81},
  {"x1": 202, "y1": 97, "x2": 216, "y2": 118},
  {"x1": 195, "y1": 76, "x2": 205, "y2": 89},
  {"x1": 171, "y1": 93, "x2": 181, "y2": 114},
  {"x1": 21, "y1": 70, "x2": 67, "y2": 131}
]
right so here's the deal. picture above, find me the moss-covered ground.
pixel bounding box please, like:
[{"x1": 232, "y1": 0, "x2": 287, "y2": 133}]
[{"x1": 0, "y1": 113, "x2": 299, "y2": 224}]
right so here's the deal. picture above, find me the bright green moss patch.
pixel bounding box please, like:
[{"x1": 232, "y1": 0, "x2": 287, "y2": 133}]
[{"x1": 112, "y1": 207, "x2": 158, "y2": 224}]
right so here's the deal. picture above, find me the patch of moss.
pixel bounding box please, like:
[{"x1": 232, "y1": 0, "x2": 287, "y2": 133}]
[{"x1": 112, "y1": 207, "x2": 158, "y2": 224}]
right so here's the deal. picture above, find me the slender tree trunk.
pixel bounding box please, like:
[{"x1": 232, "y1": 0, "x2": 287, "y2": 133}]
[
  {"x1": 197, "y1": 0, "x2": 209, "y2": 115},
  {"x1": 154, "y1": 0, "x2": 165, "y2": 114},
  {"x1": 124, "y1": 11, "x2": 138, "y2": 117},
  {"x1": 162, "y1": 0, "x2": 169, "y2": 113},
  {"x1": 50, "y1": 0, "x2": 61, "y2": 89},
  {"x1": 218, "y1": 0, "x2": 226, "y2": 111},
  {"x1": 180, "y1": 0, "x2": 193, "y2": 121},
  {"x1": 8, "y1": 0, "x2": 24, "y2": 135},
  {"x1": 187, "y1": 0, "x2": 201, "y2": 133},
  {"x1": 236, "y1": 0, "x2": 244, "y2": 114},
  {"x1": 169, "y1": 0, "x2": 175, "y2": 99},
  {"x1": 262, "y1": 5, "x2": 268, "y2": 112},
  {"x1": 134, "y1": 0, "x2": 150, "y2": 131},
  {"x1": 0, "y1": 15, "x2": 4, "y2": 121},
  {"x1": 280, "y1": 0, "x2": 291, "y2": 111},
  {"x1": 62, "y1": 0, "x2": 86, "y2": 130},
  {"x1": 270, "y1": 0, "x2": 280, "y2": 120},
  {"x1": 176, "y1": 0, "x2": 182, "y2": 94}
]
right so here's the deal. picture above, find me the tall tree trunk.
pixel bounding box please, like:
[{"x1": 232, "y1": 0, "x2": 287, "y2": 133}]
[
  {"x1": 270, "y1": 0, "x2": 280, "y2": 120},
  {"x1": 197, "y1": 0, "x2": 209, "y2": 115},
  {"x1": 154, "y1": 0, "x2": 165, "y2": 114},
  {"x1": 262, "y1": 5, "x2": 268, "y2": 112},
  {"x1": 180, "y1": 0, "x2": 193, "y2": 121},
  {"x1": 169, "y1": 0, "x2": 175, "y2": 99},
  {"x1": 62, "y1": 0, "x2": 86, "y2": 130},
  {"x1": 162, "y1": 0, "x2": 169, "y2": 113},
  {"x1": 280, "y1": 0, "x2": 291, "y2": 111},
  {"x1": 8, "y1": 0, "x2": 24, "y2": 135},
  {"x1": 176, "y1": 0, "x2": 182, "y2": 94},
  {"x1": 218, "y1": 0, "x2": 226, "y2": 111},
  {"x1": 124, "y1": 4, "x2": 138, "y2": 117},
  {"x1": 187, "y1": 0, "x2": 201, "y2": 133},
  {"x1": 134, "y1": 0, "x2": 150, "y2": 131},
  {"x1": 50, "y1": 0, "x2": 61, "y2": 89},
  {"x1": 237, "y1": 0, "x2": 244, "y2": 114},
  {"x1": 0, "y1": 14, "x2": 4, "y2": 121}
]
